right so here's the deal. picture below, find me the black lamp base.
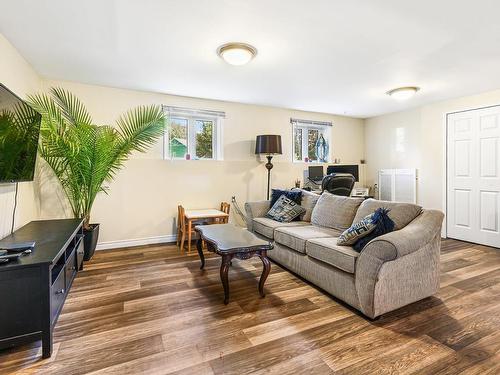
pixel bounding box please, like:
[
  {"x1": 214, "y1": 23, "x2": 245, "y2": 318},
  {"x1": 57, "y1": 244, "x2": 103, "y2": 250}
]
[{"x1": 265, "y1": 155, "x2": 273, "y2": 200}]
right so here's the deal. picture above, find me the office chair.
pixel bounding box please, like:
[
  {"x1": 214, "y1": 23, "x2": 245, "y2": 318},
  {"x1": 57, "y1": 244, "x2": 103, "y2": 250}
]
[{"x1": 321, "y1": 173, "x2": 356, "y2": 196}]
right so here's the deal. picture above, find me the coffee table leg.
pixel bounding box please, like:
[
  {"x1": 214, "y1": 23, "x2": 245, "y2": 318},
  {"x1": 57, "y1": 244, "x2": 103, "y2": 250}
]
[
  {"x1": 258, "y1": 251, "x2": 271, "y2": 298},
  {"x1": 196, "y1": 238, "x2": 205, "y2": 269},
  {"x1": 220, "y1": 254, "x2": 232, "y2": 304}
]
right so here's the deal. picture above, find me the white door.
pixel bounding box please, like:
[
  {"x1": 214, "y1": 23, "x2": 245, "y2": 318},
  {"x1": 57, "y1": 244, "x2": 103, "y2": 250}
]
[{"x1": 447, "y1": 106, "x2": 500, "y2": 248}]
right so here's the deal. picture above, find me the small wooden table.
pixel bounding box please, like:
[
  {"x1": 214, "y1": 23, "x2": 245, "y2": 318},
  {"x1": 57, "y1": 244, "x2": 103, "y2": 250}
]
[
  {"x1": 184, "y1": 209, "x2": 229, "y2": 253},
  {"x1": 195, "y1": 224, "x2": 273, "y2": 304}
]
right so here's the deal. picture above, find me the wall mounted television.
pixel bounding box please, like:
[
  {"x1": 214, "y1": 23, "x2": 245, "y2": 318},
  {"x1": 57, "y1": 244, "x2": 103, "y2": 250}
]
[{"x1": 0, "y1": 83, "x2": 41, "y2": 183}]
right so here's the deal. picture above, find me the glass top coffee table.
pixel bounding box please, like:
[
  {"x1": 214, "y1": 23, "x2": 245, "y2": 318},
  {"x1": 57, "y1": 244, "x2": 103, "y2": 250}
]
[{"x1": 195, "y1": 224, "x2": 273, "y2": 304}]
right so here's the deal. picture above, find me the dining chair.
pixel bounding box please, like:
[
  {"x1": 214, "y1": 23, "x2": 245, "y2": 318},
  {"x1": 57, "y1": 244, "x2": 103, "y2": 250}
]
[
  {"x1": 220, "y1": 202, "x2": 230, "y2": 223},
  {"x1": 177, "y1": 205, "x2": 208, "y2": 252}
]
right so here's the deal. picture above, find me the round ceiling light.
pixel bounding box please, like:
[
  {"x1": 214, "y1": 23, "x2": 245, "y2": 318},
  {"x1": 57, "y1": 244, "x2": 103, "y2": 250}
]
[
  {"x1": 386, "y1": 86, "x2": 420, "y2": 100},
  {"x1": 217, "y1": 43, "x2": 257, "y2": 66}
]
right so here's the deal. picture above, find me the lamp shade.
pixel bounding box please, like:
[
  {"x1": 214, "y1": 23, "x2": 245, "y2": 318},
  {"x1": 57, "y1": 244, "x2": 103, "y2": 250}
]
[{"x1": 255, "y1": 135, "x2": 282, "y2": 155}]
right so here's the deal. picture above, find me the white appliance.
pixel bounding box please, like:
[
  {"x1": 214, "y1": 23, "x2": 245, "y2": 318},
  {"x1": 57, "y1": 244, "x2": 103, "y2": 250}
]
[
  {"x1": 378, "y1": 168, "x2": 417, "y2": 203},
  {"x1": 447, "y1": 106, "x2": 500, "y2": 248},
  {"x1": 351, "y1": 187, "x2": 369, "y2": 197}
]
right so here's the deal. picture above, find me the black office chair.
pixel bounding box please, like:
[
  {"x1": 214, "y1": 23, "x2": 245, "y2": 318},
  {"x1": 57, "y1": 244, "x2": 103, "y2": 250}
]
[{"x1": 321, "y1": 173, "x2": 356, "y2": 196}]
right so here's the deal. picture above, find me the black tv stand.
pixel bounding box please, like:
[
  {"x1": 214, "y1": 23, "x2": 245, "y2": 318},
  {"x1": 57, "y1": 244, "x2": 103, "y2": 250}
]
[{"x1": 0, "y1": 219, "x2": 84, "y2": 358}]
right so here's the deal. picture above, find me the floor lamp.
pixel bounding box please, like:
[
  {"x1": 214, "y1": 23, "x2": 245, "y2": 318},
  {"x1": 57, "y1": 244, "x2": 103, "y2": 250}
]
[{"x1": 255, "y1": 135, "x2": 282, "y2": 200}]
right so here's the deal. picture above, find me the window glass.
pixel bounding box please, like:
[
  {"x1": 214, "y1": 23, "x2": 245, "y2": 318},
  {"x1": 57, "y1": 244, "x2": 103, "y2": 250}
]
[
  {"x1": 169, "y1": 117, "x2": 188, "y2": 158},
  {"x1": 195, "y1": 120, "x2": 213, "y2": 159},
  {"x1": 294, "y1": 128, "x2": 303, "y2": 161},
  {"x1": 307, "y1": 129, "x2": 319, "y2": 161}
]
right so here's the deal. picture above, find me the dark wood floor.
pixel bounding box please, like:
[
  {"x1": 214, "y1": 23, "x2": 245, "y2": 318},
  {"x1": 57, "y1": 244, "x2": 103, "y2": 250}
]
[{"x1": 0, "y1": 239, "x2": 499, "y2": 374}]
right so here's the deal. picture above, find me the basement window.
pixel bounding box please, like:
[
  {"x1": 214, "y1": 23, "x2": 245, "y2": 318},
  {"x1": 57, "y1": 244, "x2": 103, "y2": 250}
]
[
  {"x1": 163, "y1": 106, "x2": 224, "y2": 160},
  {"x1": 291, "y1": 118, "x2": 331, "y2": 163}
]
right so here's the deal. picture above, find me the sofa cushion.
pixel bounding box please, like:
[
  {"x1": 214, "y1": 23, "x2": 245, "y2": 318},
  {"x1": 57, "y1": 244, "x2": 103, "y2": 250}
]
[
  {"x1": 253, "y1": 217, "x2": 310, "y2": 239},
  {"x1": 306, "y1": 238, "x2": 360, "y2": 274},
  {"x1": 353, "y1": 199, "x2": 422, "y2": 230},
  {"x1": 311, "y1": 192, "x2": 363, "y2": 231},
  {"x1": 274, "y1": 225, "x2": 341, "y2": 254},
  {"x1": 292, "y1": 188, "x2": 321, "y2": 222}
]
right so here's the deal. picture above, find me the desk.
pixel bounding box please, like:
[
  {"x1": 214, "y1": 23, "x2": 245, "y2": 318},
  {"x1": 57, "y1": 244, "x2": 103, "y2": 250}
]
[{"x1": 183, "y1": 209, "x2": 229, "y2": 253}]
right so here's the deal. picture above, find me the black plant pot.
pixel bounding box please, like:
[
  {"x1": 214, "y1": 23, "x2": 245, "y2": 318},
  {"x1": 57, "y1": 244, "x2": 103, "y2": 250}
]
[{"x1": 83, "y1": 223, "x2": 100, "y2": 261}]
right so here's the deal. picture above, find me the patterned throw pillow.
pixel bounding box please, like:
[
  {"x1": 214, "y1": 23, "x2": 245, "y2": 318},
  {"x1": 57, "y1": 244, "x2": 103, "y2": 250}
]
[
  {"x1": 270, "y1": 189, "x2": 302, "y2": 207},
  {"x1": 266, "y1": 195, "x2": 306, "y2": 223},
  {"x1": 270, "y1": 189, "x2": 303, "y2": 221},
  {"x1": 353, "y1": 208, "x2": 394, "y2": 251},
  {"x1": 337, "y1": 211, "x2": 378, "y2": 246}
]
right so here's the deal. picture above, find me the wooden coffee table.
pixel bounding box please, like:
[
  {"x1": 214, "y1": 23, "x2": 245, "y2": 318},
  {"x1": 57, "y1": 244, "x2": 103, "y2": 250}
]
[{"x1": 195, "y1": 224, "x2": 273, "y2": 304}]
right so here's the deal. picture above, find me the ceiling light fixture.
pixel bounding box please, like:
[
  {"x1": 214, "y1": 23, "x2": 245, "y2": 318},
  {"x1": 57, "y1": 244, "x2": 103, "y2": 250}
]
[
  {"x1": 386, "y1": 86, "x2": 420, "y2": 100},
  {"x1": 217, "y1": 42, "x2": 257, "y2": 66}
]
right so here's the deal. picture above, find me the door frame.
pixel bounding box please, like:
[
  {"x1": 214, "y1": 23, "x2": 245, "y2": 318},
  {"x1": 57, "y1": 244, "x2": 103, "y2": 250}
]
[{"x1": 444, "y1": 103, "x2": 500, "y2": 241}]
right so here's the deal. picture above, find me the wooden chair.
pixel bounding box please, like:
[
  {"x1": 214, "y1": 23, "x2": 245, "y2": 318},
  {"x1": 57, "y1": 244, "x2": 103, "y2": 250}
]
[
  {"x1": 219, "y1": 202, "x2": 230, "y2": 223},
  {"x1": 176, "y1": 205, "x2": 186, "y2": 250},
  {"x1": 177, "y1": 205, "x2": 209, "y2": 252}
]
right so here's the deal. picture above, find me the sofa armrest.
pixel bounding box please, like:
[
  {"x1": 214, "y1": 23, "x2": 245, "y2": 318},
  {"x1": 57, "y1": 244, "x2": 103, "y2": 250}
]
[
  {"x1": 355, "y1": 209, "x2": 444, "y2": 317},
  {"x1": 244, "y1": 200, "x2": 271, "y2": 231},
  {"x1": 360, "y1": 209, "x2": 444, "y2": 261}
]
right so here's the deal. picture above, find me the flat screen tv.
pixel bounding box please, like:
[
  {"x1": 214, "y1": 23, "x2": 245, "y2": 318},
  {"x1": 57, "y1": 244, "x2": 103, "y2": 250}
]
[{"x1": 0, "y1": 83, "x2": 41, "y2": 183}]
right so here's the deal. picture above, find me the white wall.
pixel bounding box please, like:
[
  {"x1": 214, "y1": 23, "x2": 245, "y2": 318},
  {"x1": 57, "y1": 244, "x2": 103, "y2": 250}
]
[
  {"x1": 0, "y1": 34, "x2": 41, "y2": 238},
  {"x1": 38, "y1": 80, "x2": 365, "y2": 248},
  {"x1": 365, "y1": 89, "x2": 500, "y2": 221}
]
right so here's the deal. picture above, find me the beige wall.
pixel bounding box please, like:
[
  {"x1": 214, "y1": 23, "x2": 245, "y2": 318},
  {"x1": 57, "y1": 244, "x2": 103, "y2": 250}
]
[
  {"x1": 0, "y1": 34, "x2": 41, "y2": 238},
  {"x1": 365, "y1": 89, "x2": 500, "y2": 218},
  {"x1": 11, "y1": 28, "x2": 500, "y2": 246},
  {"x1": 39, "y1": 80, "x2": 365, "y2": 247}
]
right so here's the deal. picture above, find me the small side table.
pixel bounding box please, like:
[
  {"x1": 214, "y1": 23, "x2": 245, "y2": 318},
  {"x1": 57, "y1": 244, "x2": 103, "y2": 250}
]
[
  {"x1": 195, "y1": 224, "x2": 273, "y2": 304},
  {"x1": 183, "y1": 209, "x2": 229, "y2": 253}
]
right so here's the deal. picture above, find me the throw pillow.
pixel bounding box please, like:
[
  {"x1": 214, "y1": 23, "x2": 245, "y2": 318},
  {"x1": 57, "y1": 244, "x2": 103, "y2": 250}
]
[
  {"x1": 292, "y1": 188, "x2": 320, "y2": 222},
  {"x1": 337, "y1": 211, "x2": 378, "y2": 246},
  {"x1": 352, "y1": 208, "x2": 395, "y2": 251},
  {"x1": 266, "y1": 195, "x2": 306, "y2": 223},
  {"x1": 270, "y1": 189, "x2": 302, "y2": 208}
]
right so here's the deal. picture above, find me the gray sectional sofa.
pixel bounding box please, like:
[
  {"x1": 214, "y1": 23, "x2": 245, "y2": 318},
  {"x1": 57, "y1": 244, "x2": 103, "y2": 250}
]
[{"x1": 245, "y1": 190, "x2": 444, "y2": 319}]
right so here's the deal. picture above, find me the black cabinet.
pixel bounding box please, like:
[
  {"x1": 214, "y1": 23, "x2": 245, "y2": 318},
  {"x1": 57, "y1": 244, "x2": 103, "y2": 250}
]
[{"x1": 0, "y1": 219, "x2": 84, "y2": 358}]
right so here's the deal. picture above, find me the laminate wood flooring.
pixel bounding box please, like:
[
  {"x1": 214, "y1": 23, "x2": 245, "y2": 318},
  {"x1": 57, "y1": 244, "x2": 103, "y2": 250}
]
[{"x1": 0, "y1": 239, "x2": 498, "y2": 374}]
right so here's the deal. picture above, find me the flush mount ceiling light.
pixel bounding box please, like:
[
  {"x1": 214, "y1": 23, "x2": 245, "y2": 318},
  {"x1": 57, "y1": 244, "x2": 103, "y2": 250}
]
[
  {"x1": 386, "y1": 86, "x2": 420, "y2": 100},
  {"x1": 217, "y1": 42, "x2": 257, "y2": 66}
]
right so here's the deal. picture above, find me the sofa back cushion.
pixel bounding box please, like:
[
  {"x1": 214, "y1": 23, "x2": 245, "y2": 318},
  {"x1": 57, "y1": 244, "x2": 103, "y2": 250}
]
[
  {"x1": 311, "y1": 192, "x2": 363, "y2": 231},
  {"x1": 353, "y1": 198, "x2": 422, "y2": 230},
  {"x1": 292, "y1": 188, "x2": 320, "y2": 222}
]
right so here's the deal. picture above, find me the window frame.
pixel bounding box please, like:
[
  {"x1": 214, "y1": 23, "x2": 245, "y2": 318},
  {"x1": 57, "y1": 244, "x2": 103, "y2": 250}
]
[
  {"x1": 292, "y1": 121, "x2": 331, "y2": 163},
  {"x1": 164, "y1": 110, "x2": 222, "y2": 161}
]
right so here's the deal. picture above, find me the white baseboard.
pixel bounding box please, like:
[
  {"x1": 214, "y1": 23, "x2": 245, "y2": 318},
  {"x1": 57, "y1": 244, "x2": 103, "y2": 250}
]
[{"x1": 96, "y1": 234, "x2": 177, "y2": 251}]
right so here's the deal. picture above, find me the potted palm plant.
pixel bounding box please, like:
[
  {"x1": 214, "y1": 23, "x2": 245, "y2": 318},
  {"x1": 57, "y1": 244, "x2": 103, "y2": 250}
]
[{"x1": 28, "y1": 88, "x2": 165, "y2": 260}]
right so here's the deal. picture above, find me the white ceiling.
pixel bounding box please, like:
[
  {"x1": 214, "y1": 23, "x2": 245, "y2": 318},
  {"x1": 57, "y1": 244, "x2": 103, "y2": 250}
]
[{"x1": 1, "y1": 0, "x2": 500, "y2": 118}]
